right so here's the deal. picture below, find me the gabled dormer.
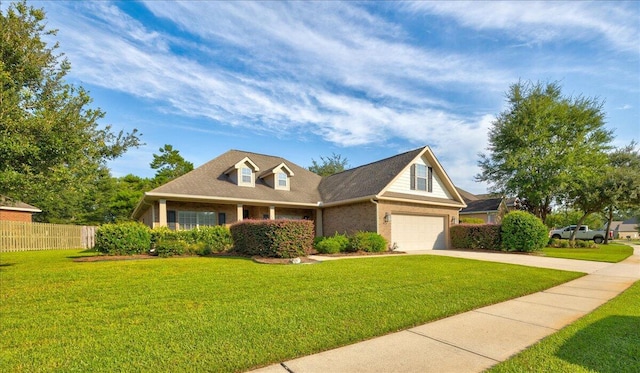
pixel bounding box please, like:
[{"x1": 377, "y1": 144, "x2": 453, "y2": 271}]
[
  {"x1": 224, "y1": 157, "x2": 260, "y2": 187},
  {"x1": 260, "y1": 163, "x2": 295, "y2": 191}
]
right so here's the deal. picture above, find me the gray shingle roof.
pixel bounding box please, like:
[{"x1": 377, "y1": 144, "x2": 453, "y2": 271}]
[
  {"x1": 149, "y1": 150, "x2": 322, "y2": 205},
  {"x1": 318, "y1": 147, "x2": 424, "y2": 203},
  {"x1": 460, "y1": 198, "x2": 503, "y2": 213}
]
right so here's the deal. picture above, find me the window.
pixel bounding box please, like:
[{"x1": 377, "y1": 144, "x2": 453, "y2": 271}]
[
  {"x1": 241, "y1": 167, "x2": 252, "y2": 184},
  {"x1": 411, "y1": 164, "x2": 433, "y2": 192},
  {"x1": 178, "y1": 211, "x2": 216, "y2": 230},
  {"x1": 277, "y1": 172, "x2": 287, "y2": 187},
  {"x1": 218, "y1": 212, "x2": 226, "y2": 225}
]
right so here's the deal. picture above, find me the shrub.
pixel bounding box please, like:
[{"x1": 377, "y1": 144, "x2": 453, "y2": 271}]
[
  {"x1": 459, "y1": 217, "x2": 485, "y2": 224},
  {"x1": 230, "y1": 219, "x2": 314, "y2": 258},
  {"x1": 348, "y1": 231, "x2": 387, "y2": 253},
  {"x1": 154, "y1": 239, "x2": 188, "y2": 257},
  {"x1": 501, "y1": 211, "x2": 548, "y2": 252},
  {"x1": 95, "y1": 222, "x2": 152, "y2": 255},
  {"x1": 315, "y1": 233, "x2": 349, "y2": 254},
  {"x1": 450, "y1": 224, "x2": 501, "y2": 250},
  {"x1": 182, "y1": 226, "x2": 233, "y2": 253}
]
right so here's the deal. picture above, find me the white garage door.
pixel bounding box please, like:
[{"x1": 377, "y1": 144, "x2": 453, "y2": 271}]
[{"x1": 391, "y1": 215, "x2": 446, "y2": 251}]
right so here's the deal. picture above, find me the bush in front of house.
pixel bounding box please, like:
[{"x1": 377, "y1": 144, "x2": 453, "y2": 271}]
[
  {"x1": 501, "y1": 211, "x2": 548, "y2": 252},
  {"x1": 459, "y1": 217, "x2": 485, "y2": 224},
  {"x1": 182, "y1": 226, "x2": 233, "y2": 253},
  {"x1": 315, "y1": 233, "x2": 349, "y2": 254},
  {"x1": 154, "y1": 238, "x2": 189, "y2": 257},
  {"x1": 348, "y1": 231, "x2": 387, "y2": 253},
  {"x1": 95, "y1": 222, "x2": 151, "y2": 255},
  {"x1": 230, "y1": 219, "x2": 314, "y2": 258},
  {"x1": 450, "y1": 224, "x2": 502, "y2": 250}
]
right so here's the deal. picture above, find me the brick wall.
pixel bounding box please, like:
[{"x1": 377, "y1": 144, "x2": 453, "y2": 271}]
[
  {"x1": 322, "y1": 201, "x2": 377, "y2": 236},
  {"x1": 0, "y1": 210, "x2": 33, "y2": 222}
]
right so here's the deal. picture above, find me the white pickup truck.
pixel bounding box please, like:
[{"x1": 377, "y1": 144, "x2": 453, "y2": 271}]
[{"x1": 549, "y1": 225, "x2": 611, "y2": 244}]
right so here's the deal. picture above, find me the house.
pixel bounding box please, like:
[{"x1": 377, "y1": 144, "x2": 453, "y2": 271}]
[
  {"x1": 456, "y1": 188, "x2": 516, "y2": 224},
  {"x1": 0, "y1": 195, "x2": 41, "y2": 222},
  {"x1": 132, "y1": 146, "x2": 466, "y2": 250},
  {"x1": 610, "y1": 218, "x2": 639, "y2": 240}
]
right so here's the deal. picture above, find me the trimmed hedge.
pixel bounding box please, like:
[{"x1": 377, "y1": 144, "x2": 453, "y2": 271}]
[
  {"x1": 501, "y1": 211, "x2": 548, "y2": 252},
  {"x1": 230, "y1": 219, "x2": 314, "y2": 258},
  {"x1": 460, "y1": 217, "x2": 485, "y2": 224},
  {"x1": 450, "y1": 224, "x2": 501, "y2": 250},
  {"x1": 95, "y1": 222, "x2": 151, "y2": 255}
]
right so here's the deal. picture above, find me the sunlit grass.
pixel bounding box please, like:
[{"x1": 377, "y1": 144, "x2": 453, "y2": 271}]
[
  {"x1": 1, "y1": 249, "x2": 583, "y2": 372},
  {"x1": 487, "y1": 281, "x2": 640, "y2": 373},
  {"x1": 543, "y1": 242, "x2": 633, "y2": 262}
]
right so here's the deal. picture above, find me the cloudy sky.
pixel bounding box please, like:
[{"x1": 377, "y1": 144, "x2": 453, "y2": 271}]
[{"x1": 23, "y1": 1, "x2": 640, "y2": 193}]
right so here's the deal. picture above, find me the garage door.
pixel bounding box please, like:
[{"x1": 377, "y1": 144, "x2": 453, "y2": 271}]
[{"x1": 391, "y1": 215, "x2": 446, "y2": 251}]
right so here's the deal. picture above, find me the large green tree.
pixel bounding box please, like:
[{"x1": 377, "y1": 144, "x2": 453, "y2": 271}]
[
  {"x1": 476, "y1": 81, "x2": 613, "y2": 222},
  {"x1": 0, "y1": 1, "x2": 140, "y2": 222},
  {"x1": 308, "y1": 153, "x2": 349, "y2": 176},
  {"x1": 150, "y1": 144, "x2": 193, "y2": 186}
]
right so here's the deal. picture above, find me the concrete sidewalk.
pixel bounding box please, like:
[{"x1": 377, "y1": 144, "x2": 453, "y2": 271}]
[{"x1": 252, "y1": 245, "x2": 640, "y2": 373}]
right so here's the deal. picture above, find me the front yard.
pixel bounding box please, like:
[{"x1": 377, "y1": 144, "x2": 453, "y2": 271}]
[
  {"x1": 488, "y1": 280, "x2": 640, "y2": 373},
  {"x1": 0, "y1": 249, "x2": 582, "y2": 372},
  {"x1": 542, "y1": 242, "x2": 633, "y2": 262}
]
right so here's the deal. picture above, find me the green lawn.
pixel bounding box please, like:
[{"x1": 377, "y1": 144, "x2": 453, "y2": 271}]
[
  {"x1": 1, "y1": 250, "x2": 583, "y2": 372},
  {"x1": 487, "y1": 281, "x2": 640, "y2": 373},
  {"x1": 543, "y1": 242, "x2": 634, "y2": 262}
]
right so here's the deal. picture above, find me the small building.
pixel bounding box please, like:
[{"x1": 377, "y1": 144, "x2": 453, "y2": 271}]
[
  {"x1": 0, "y1": 195, "x2": 41, "y2": 222},
  {"x1": 456, "y1": 188, "x2": 517, "y2": 224},
  {"x1": 610, "y1": 218, "x2": 639, "y2": 240}
]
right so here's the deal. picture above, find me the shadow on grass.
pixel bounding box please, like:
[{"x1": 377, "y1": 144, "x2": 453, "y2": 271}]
[
  {"x1": 556, "y1": 316, "x2": 640, "y2": 373},
  {"x1": 0, "y1": 262, "x2": 15, "y2": 270}
]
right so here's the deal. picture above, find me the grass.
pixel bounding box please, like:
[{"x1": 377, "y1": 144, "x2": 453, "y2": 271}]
[
  {"x1": 543, "y1": 242, "x2": 634, "y2": 262},
  {"x1": 487, "y1": 281, "x2": 640, "y2": 373},
  {"x1": 0, "y1": 250, "x2": 583, "y2": 372}
]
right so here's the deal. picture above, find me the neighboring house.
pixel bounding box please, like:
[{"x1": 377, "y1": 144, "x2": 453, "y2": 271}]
[
  {"x1": 132, "y1": 146, "x2": 467, "y2": 250},
  {"x1": 456, "y1": 188, "x2": 515, "y2": 224},
  {"x1": 610, "y1": 218, "x2": 639, "y2": 240},
  {"x1": 0, "y1": 195, "x2": 41, "y2": 222}
]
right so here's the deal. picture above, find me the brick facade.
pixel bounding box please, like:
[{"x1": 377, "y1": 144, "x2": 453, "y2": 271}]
[
  {"x1": 0, "y1": 210, "x2": 33, "y2": 222},
  {"x1": 322, "y1": 201, "x2": 377, "y2": 236}
]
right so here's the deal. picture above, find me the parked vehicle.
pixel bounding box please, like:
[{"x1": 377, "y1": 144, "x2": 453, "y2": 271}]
[{"x1": 549, "y1": 225, "x2": 612, "y2": 244}]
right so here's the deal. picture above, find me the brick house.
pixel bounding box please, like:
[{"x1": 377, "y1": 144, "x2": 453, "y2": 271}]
[
  {"x1": 456, "y1": 188, "x2": 520, "y2": 224},
  {"x1": 132, "y1": 146, "x2": 467, "y2": 250},
  {"x1": 0, "y1": 195, "x2": 41, "y2": 222}
]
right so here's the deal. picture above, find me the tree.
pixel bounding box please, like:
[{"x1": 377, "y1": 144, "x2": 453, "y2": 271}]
[
  {"x1": 476, "y1": 81, "x2": 613, "y2": 222},
  {"x1": 600, "y1": 143, "x2": 640, "y2": 243},
  {"x1": 0, "y1": 1, "x2": 140, "y2": 222},
  {"x1": 308, "y1": 153, "x2": 349, "y2": 176},
  {"x1": 150, "y1": 144, "x2": 193, "y2": 186},
  {"x1": 545, "y1": 209, "x2": 604, "y2": 230}
]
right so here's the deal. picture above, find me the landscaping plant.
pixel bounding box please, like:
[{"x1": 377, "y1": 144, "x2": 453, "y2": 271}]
[
  {"x1": 501, "y1": 211, "x2": 548, "y2": 252},
  {"x1": 95, "y1": 222, "x2": 151, "y2": 255}
]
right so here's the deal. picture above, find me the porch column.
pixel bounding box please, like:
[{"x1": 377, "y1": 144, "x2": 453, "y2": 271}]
[
  {"x1": 237, "y1": 204, "x2": 243, "y2": 221},
  {"x1": 269, "y1": 206, "x2": 275, "y2": 220},
  {"x1": 158, "y1": 199, "x2": 167, "y2": 227},
  {"x1": 315, "y1": 208, "x2": 323, "y2": 237}
]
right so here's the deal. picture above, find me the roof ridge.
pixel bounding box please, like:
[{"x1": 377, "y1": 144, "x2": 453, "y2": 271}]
[{"x1": 325, "y1": 146, "x2": 425, "y2": 178}]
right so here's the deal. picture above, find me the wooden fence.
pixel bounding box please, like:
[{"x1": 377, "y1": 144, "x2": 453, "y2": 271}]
[{"x1": 0, "y1": 221, "x2": 96, "y2": 252}]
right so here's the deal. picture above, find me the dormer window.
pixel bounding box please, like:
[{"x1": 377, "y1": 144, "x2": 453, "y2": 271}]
[
  {"x1": 224, "y1": 157, "x2": 259, "y2": 187},
  {"x1": 260, "y1": 162, "x2": 294, "y2": 191},
  {"x1": 241, "y1": 167, "x2": 253, "y2": 184},
  {"x1": 277, "y1": 172, "x2": 288, "y2": 188}
]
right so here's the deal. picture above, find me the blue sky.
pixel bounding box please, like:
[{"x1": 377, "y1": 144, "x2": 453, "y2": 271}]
[{"x1": 24, "y1": 1, "x2": 640, "y2": 193}]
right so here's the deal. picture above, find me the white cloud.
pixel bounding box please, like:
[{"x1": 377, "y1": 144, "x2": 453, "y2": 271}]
[{"x1": 407, "y1": 1, "x2": 640, "y2": 54}]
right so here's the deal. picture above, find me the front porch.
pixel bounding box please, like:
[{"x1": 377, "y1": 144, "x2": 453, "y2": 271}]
[{"x1": 142, "y1": 199, "x2": 322, "y2": 236}]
